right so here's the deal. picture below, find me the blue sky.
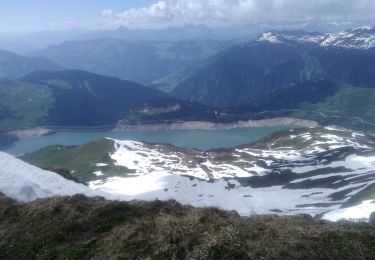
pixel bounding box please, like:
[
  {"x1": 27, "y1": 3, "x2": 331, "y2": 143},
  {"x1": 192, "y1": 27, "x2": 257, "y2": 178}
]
[
  {"x1": 0, "y1": 0, "x2": 156, "y2": 32},
  {"x1": 1, "y1": 0, "x2": 375, "y2": 33}
]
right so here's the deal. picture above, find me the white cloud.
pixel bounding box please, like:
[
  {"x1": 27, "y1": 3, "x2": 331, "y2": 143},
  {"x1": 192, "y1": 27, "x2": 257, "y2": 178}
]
[
  {"x1": 98, "y1": 0, "x2": 375, "y2": 28},
  {"x1": 101, "y1": 9, "x2": 114, "y2": 17},
  {"x1": 38, "y1": 0, "x2": 375, "y2": 32}
]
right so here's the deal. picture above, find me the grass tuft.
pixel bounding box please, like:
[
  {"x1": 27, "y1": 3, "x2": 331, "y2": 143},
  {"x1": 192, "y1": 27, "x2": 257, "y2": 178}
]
[{"x1": 0, "y1": 194, "x2": 374, "y2": 259}]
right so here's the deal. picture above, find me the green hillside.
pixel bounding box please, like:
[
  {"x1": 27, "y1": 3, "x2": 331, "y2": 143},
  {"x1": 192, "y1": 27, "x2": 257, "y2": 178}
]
[
  {"x1": 0, "y1": 70, "x2": 166, "y2": 133},
  {"x1": 293, "y1": 84, "x2": 375, "y2": 131},
  {"x1": 20, "y1": 138, "x2": 130, "y2": 182},
  {"x1": 0, "y1": 79, "x2": 52, "y2": 131}
]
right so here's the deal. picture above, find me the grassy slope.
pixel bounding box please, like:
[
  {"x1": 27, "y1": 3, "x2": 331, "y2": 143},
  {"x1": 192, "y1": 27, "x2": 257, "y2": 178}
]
[
  {"x1": 0, "y1": 194, "x2": 374, "y2": 260},
  {"x1": 293, "y1": 84, "x2": 375, "y2": 131},
  {"x1": 0, "y1": 80, "x2": 52, "y2": 132},
  {"x1": 20, "y1": 138, "x2": 131, "y2": 182}
]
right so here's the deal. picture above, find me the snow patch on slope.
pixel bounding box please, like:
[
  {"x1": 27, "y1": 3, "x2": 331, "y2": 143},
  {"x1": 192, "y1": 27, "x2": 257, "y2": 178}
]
[
  {"x1": 0, "y1": 152, "x2": 110, "y2": 202},
  {"x1": 323, "y1": 200, "x2": 375, "y2": 222},
  {"x1": 257, "y1": 32, "x2": 281, "y2": 43},
  {"x1": 88, "y1": 129, "x2": 375, "y2": 220},
  {"x1": 110, "y1": 139, "x2": 258, "y2": 180},
  {"x1": 89, "y1": 172, "x2": 334, "y2": 216}
]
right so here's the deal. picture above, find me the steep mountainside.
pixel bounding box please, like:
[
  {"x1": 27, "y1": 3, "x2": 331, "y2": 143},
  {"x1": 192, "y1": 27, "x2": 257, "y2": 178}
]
[
  {"x1": 31, "y1": 38, "x2": 232, "y2": 86},
  {"x1": 21, "y1": 127, "x2": 375, "y2": 221},
  {"x1": 173, "y1": 42, "x2": 307, "y2": 107},
  {"x1": 0, "y1": 48, "x2": 62, "y2": 79},
  {"x1": 115, "y1": 81, "x2": 375, "y2": 133},
  {"x1": 0, "y1": 70, "x2": 166, "y2": 132},
  {"x1": 172, "y1": 39, "x2": 375, "y2": 108},
  {"x1": 231, "y1": 80, "x2": 341, "y2": 112}
]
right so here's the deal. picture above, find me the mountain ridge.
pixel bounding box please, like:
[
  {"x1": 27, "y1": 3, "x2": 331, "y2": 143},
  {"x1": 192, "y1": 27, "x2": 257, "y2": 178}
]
[
  {"x1": 0, "y1": 48, "x2": 63, "y2": 79},
  {"x1": 0, "y1": 70, "x2": 167, "y2": 132},
  {"x1": 257, "y1": 26, "x2": 375, "y2": 49},
  {"x1": 31, "y1": 38, "x2": 234, "y2": 86}
]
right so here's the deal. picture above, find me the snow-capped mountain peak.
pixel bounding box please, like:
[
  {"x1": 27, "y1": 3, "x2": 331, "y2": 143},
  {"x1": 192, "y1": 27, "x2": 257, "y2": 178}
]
[
  {"x1": 257, "y1": 26, "x2": 375, "y2": 49},
  {"x1": 257, "y1": 30, "x2": 325, "y2": 45},
  {"x1": 257, "y1": 32, "x2": 282, "y2": 43},
  {"x1": 320, "y1": 26, "x2": 375, "y2": 49}
]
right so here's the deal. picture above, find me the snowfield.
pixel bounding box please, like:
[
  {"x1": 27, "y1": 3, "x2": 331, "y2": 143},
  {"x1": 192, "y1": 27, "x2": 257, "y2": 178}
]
[
  {"x1": 0, "y1": 152, "x2": 110, "y2": 202},
  {"x1": 1, "y1": 127, "x2": 375, "y2": 222},
  {"x1": 323, "y1": 200, "x2": 375, "y2": 222}
]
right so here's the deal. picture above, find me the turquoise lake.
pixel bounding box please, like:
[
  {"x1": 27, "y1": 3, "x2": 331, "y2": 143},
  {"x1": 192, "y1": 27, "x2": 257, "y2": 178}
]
[{"x1": 3, "y1": 126, "x2": 292, "y2": 155}]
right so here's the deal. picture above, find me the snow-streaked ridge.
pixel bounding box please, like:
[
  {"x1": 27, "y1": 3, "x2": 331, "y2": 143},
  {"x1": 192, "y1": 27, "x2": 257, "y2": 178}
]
[
  {"x1": 0, "y1": 151, "x2": 111, "y2": 202},
  {"x1": 89, "y1": 128, "x2": 375, "y2": 221},
  {"x1": 257, "y1": 27, "x2": 375, "y2": 49}
]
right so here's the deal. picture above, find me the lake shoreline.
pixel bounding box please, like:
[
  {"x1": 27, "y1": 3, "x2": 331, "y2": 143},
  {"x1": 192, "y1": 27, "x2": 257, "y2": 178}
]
[
  {"x1": 4, "y1": 117, "x2": 319, "y2": 137},
  {"x1": 3, "y1": 125, "x2": 298, "y2": 155},
  {"x1": 1, "y1": 117, "x2": 318, "y2": 154},
  {"x1": 114, "y1": 117, "x2": 319, "y2": 132},
  {"x1": 7, "y1": 128, "x2": 56, "y2": 138}
]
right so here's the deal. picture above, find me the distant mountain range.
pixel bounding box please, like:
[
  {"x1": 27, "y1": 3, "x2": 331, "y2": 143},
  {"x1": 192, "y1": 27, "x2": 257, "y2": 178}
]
[
  {"x1": 0, "y1": 49, "x2": 63, "y2": 79},
  {"x1": 31, "y1": 38, "x2": 233, "y2": 86},
  {"x1": 167, "y1": 27, "x2": 375, "y2": 130},
  {"x1": 173, "y1": 27, "x2": 375, "y2": 107},
  {"x1": 27, "y1": 26, "x2": 375, "y2": 91},
  {"x1": 2, "y1": 20, "x2": 374, "y2": 52},
  {"x1": 1, "y1": 26, "x2": 375, "y2": 133}
]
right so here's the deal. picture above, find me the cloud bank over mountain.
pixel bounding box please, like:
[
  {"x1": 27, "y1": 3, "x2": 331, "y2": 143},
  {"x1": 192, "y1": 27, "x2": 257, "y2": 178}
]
[
  {"x1": 2, "y1": 0, "x2": 375, "y2": 33},
  {"x1": 98, "y1": 0, "x2": 375, "y2": 28}
]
